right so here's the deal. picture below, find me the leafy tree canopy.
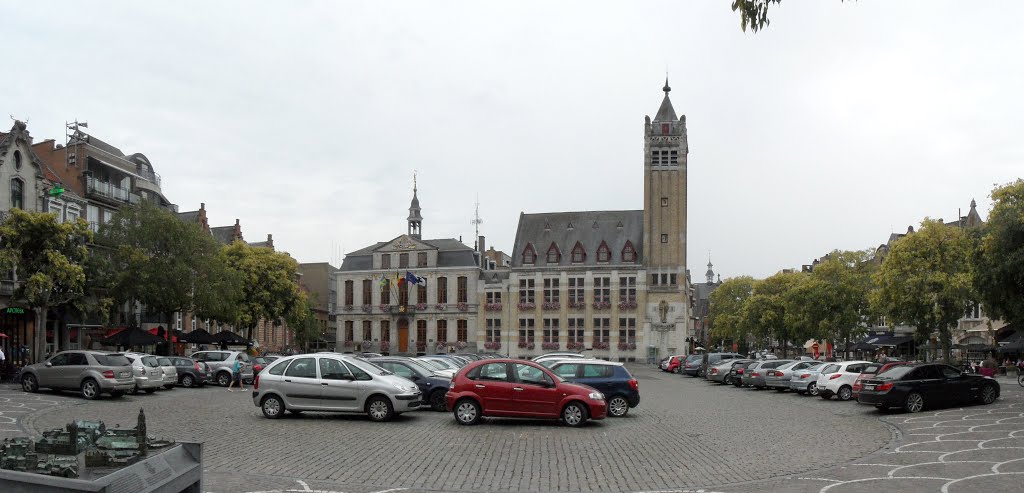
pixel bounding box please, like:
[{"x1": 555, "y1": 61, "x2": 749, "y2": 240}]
[
  {"x1": 974, "y1": 179, "x2": 1024, "y2": 328},
  {"x1": 708, "y1": 275, "x2": 756, "y2": 341},
  {"x1": 222, "y1": 241, "x2": 302, "y2": 341}
]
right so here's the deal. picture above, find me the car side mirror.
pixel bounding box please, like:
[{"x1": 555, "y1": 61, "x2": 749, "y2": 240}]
[{"x1": 45, "y1": 362, "x2": 52, "y2": 367}]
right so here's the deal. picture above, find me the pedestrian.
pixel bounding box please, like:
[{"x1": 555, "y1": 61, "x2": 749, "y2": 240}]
[
  {"x1": 0, "y1": 345, "x2": 5, "y2": 381},
  {"x1": 227, "y1": 357, "x2": 246, "y2": 392}
]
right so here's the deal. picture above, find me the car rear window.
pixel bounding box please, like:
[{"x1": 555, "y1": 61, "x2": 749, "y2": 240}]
[
  {"x1": 267, "y1": 360, "x2": 289, "y2": 375},
  {"x1": 685, "y1": 355, "x2": 702, "y2": 363},
  {"x1": 141, "y1": 356, "x2": 160, "y2": 367},
  {"x1": 582, "y1": 364, "x2": 613, "y2": 378},
  {"x1": 862, "y1": 364, "x2": 882, "y2": 375},
  {"x1": 94, "y1": 354, "x2": 131, "y2": 367},
  {"x1": 158, "y1": 358, "x2": 172, "y2": 366},
  {"x1": 878, "y1": 365, "x2": 914, "y2": 379},
  {"x1": 746, "y1": 362, "x2": 759, "y2": 369},
  {"x1": 820, "y1": 364, "x2": 840, "y2": 374}
]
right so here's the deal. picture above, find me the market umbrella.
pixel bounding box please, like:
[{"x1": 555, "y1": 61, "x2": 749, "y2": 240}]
[
  {"x1": 98, "y1": 327, "x2": 165, "y2": 347},
  {"x1": 181, "y1": 328, "x2": 215, "y2": 344},
  {"x1": 210, "y1": 330, "x2": 248, "y2": 346}
]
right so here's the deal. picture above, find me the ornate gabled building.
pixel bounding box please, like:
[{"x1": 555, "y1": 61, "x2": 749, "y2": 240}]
[
  {"x1": 336, "y1": 185, "x2": 483, "y2": 354},
  {"x1": 503, "y1": 80, "x2": 692, "y2": 361}
]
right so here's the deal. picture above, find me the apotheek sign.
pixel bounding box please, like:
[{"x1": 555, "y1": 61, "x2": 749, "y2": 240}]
[{"x1": 5, "y1": 307, "x2": 25, "y2": 314}]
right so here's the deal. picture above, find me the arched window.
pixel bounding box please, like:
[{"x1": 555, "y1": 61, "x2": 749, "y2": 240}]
[
  {"x1": 13, "y1": 150, "x2": 22, "y2": 170},
  {"x1": 621, "y1": 241, "x2": 636, "y2": 263},
  {"x1": 10, "y1": 178, "x2": 24, "y2": 210},
  {"x1": 546, "y1": 243, "x2": 561, "y2": 264},
  {"x1": 571, "y1": 242, "x2": 586, "y2": 263},
  {"x1": 522, "y1": 243, "x2": 536, "y2": 265},
  {"x1": 596, "y1": 241, "x2": 611, "y2": 263}
]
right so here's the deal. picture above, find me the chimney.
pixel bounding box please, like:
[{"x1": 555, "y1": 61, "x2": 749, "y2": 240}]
[
  {"x1": 478, "y1": 236, "x2": 486, "y2": 268},
  {"x1": 267, "y1": 234, "x2": 274, "y2": 249}
]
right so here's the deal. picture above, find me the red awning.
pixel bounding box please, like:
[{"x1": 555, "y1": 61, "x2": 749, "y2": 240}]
[
  {"x1": 104, "y1": 327, "x2": 127, "y2": 338},
  {"x1": 148, "y1": 327, "x2": 177, "y2": 343}
]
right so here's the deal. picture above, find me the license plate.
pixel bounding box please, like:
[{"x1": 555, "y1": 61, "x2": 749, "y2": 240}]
[
  {"x1": 120, "y1": 372, "x2": 130, "y2": 378},
  {"x1": 864, "y1": 385, "x2": 874, "y2": 390}
]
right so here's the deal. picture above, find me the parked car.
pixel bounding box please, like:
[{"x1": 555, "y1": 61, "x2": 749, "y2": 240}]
[
  {"x1": 547, "y1": 359, "x2": 639, "y2": 417},
  {"x1": 537, "y1": 357, "x2": 594, "y2": 368},
  {"x1": 788, "y1": 362, "x2": 827, "y2": 395},
  {"x1": 418, "y1": 356, "x2": 463, "y2": 373},
  {"x1": 684, "y1": 353, "x2": 743, "y2": 377},
  {"x1": 817, "y1": 361, "x2": 872, "y2": 400},
  {"x1": 455, "y1": 353, "x2": 485, "y2": 361},
  {"x1": 764, "y1": 360, "x2": 818, "y2": 391},
  {"x1": 532, "y1": 353, "x2": 586, "y2": 365},
  {"x1": 167, "y1": 356, "x2": 209, "y2": 387},
  {"x1": 741, "y1": 360, "x2": 793, "y2": 389},
  {"x1": 191, "y1": 350, "x2": 253, "y2": 386},
  {"x1": 680, "y1": 354, "x2": 704, "y2": 376},
  {"x1": 252, "y1": 356, "x2": 277, "y2": 375},
  {"x1": 660, "y1": 355, "x2": 686, "y2": 374},
  {"x1": 706, "y1": 359, "x2": 741, "y2": 384},
  {"x1": 124, "y1": 353, "x2": 165, "y2": 394},
  {"x1": 726, "y1": 359, "x2": 755, "y2": 387},
  {"x1": 20, "y1": 351, "x2": 135, "y2": 400},
  {"x1": 253, "y1": 353, "x2": 422, "y2": 421},
  {"x1": 446, "y1": 358, "x2": 607, "y2": 427},
  {"x1": 432, "y1": 354, "x2": 470, "y2": 368},
  {"x1": 857, "y1": 363, "x2": 1000, "y2": 412},
  {"x1": 369, "y1": 356, "x2": 452, "y2": 411},
  {"x1": 851, "y1": 361, "x2": 910, "y2": 399},
  {"x1": 154, "y1": 357, "x2": 179, "y2": 389}
]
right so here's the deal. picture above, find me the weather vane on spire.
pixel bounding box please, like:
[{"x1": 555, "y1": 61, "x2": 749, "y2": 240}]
[{"x1": 413, "y1": 170, "x2": 417, "y2": 193}]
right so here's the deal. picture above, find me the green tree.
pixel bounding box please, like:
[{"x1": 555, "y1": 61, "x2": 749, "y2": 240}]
[
  {"x1": 800, "y1": 250, "x2": 874, "y2": 359},
  {"x1": 96, "y1": 203, "x2": 243, "y2": 351},
  {"x1": 0, "y1": 210, "x2": 92, "y2": 362},
  {"x1": 709, "y1": 276, "x2": 757, "y2": 347},
  {"x1": 872, "y1": 220, "x2": 974, "y2": 362},
  {"x1": 286, "y1": 291, "x2": 321, "y2": 352},
  {"x1": 731, "y1": 0, "x2": 852, "y2": 33},
  {"x1": 222, "y1": 241, "x2": 302, "y2": 344},
  {"x1": 742, "y1": 271, "x2": 804, "y2": 357},
  {"x1": 974, "y1": 180, "x2": 1024, "y2": 329}
]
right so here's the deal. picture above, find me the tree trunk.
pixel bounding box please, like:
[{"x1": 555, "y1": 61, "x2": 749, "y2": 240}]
[
  {"x1": 33, "y1": 306, "x2": 48, "y2": 364},
  {"x1": 782, "y1": 339, "x2": 788, "y2": 358},
  {"x1": 940, "y1": 326, "x2": 951, "y2": 363}
]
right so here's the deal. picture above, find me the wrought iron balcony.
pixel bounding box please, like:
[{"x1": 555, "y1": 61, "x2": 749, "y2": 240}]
[{"x1": 86, "y1": 177, "x2": 140, "y2": 205}]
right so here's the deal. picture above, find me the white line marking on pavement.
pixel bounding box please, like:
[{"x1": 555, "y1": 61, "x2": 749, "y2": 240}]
[
  {"x1": 369, "y1": 488, "x2": 408, "y2": 493},
  {"x1": 297, "y1": 480, "x2": 311, "y2": 492}
]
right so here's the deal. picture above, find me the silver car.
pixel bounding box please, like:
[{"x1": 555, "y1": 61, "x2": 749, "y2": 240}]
[
  {"x1": 788, "y1": 361, "x2": 827, "y2": 395},
  {"x1": 253, "y1": 353, "x2": 422, "y2": 421},
  {"x1": 764, "y1": 360, "x2": 817, "y2": 390},
  {"x1": 123, "y1": 353, "x2": 165, "y2": 394},
  {"x1": 155, "y1": 357, "x2": 179, "y2": 389},
  {"x1": 191, "y1": 350, "x2": 253, "y2": 386},
  {"x1": 21, "y1": 351, "x2": 136, "y2": 400}
]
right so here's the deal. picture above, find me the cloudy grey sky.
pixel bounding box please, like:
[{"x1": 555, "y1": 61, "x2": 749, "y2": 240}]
[{"x1": 3, "y1": 1, "x2": 1021, "y2": 279}]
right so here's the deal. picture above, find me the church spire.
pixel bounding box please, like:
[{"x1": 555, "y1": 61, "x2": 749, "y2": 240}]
[
  {"x1": 654, "y1": 77, "x2": 677, "y2": 122},
  {"x1": 407, "y1": 172, "x2": 423, "y2": 239},
  {"x1": 705, "y1": 253, "x2": 715, "y2": 284}
]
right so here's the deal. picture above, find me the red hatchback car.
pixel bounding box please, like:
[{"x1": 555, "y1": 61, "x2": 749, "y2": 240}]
[{"x1": 446, "y1": 359, "x2": 607, "y2": 427}]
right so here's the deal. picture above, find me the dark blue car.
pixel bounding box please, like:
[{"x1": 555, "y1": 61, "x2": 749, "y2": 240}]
[
  {"x1": 368, "y1": 357, "x2": 451, "y2": 412},
  {"x1": 548, "y1": 360, "x2": 639, "y2": 417}
]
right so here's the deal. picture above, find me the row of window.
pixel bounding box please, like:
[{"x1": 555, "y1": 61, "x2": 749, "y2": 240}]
[
  {"x1": 522, "y1": 240, "x2": 636, "y2": 265},
  {"x1": 519, "y1": 276, "x2": 637, "y2": 304},
  {"x1": 343, "y1": 276, "x2": 469, "y2": 306},
  {"x1": 517, "y1": 317, "x2": 637, "y2": 343},
  {"x1": 380, "y1": 251, "x2": 429, "y2": 269},
  {"x1": 342, "y1": 319, "x2": 470, "y2": 343}
]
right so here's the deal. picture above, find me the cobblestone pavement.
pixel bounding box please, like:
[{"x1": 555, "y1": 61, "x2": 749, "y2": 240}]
[
  {"x1": 0, "y1": 384, "x2": 74, "y2": 437},
  {"x1": 19, "y1": 365, "x2": 891, "y2": 492}
]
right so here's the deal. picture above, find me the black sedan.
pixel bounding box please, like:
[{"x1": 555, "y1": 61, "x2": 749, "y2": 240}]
[{"x1": 857, "y1": 363, "x2": 999, "y2": 413}]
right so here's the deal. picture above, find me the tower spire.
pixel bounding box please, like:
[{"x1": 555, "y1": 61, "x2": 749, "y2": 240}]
[{"x1": 407, "y1": 171, "x2": 422, "y2": 239}]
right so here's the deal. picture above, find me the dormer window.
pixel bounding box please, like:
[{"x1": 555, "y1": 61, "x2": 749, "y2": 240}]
[
  {"x1": 546, "y1": 243, "x2": 561, "y2": 264},
  {"x1": 571, "y1": 242, "x2": 586, "y2": 263},
  {"x1": 622, "y1": 241, "x2": 636, "y2": 263},
  {"x1": 597, "y1": 241, "x2": 611, "y2": 263},
  {"x1": 522, "y1": 244, "x2": 536, "y2": 265}
]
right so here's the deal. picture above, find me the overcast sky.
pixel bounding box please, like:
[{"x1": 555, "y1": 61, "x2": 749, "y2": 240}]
[{"x1": 3, "y1": 1, "x2": 1021, "y2": 279}]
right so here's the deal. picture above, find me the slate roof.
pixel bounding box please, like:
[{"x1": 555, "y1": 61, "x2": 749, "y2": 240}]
[
  {"x1": 654, "y1": 93, "x2": 677, "y2": 122},
  {"x1": 340, "y1": 237, "x2": 480, "y2": 272},
  {"x1": 511, "y1": 210, "x2": 643, "y2": 268},
  {"x1": 210, "y1": 226, "x2": 237, "y2": 244},
  {"x1": 177, "y1": 211, "x2": 200, "y2": 223},
  {"x1": 71, "y1": 134, "x2": 125, "y2": 157},
  {"x1": 248, "y1": 241, "x2": 272, "y2": 248}
]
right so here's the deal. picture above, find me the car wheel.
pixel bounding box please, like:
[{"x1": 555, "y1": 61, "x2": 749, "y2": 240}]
[
  {"x1": 181, "y1": 375, "x2": 195, "y2": 388},
  {"x1": 723, "y1": 375, "x2": 732, "y2": 385},
  {"x1": 904, "y1": 392, "x2": 924, "y2": 413},
  {"x1": 733, "y1": 379, "x2": 743, "y2": 388},
  {"x1": 143, "y1": 388, "x2": 156, "y2": 394},
  {"x1": 22, "y1": 374, "x2": 38, "y2": 393},
  {"x1": 217, "y1": 372, "x2": 231, "y2": 387},
  {"x1": 608, "y1": 396, "x2": 630, "y2": 417},
  {"x1": 429, "y1": 389, "x2": 447, "y2": 412},
  {"x1": 672, "y1": 367, "x2": 680, "y2": 374},
  {"x1": 562, "y1": 401, "x2": 589, "y2": 427},
  {"x1": 454, "y1": 398, "x2": 482, "y2": 425},
  {"x1": 110, "y1": 391, "x2": 125, "y2": 398},
  {"x1": 261, "y1": 395, "x2": 285, "y2": 419},
  {"x1": 163, "y1": 384, "x2": 175, "y2": 390},
  {"x1": 366, "y1": 396, "x2": 394, "y2": 422},
  {"x1": 80, "y1": 379, "x2": 100, "y2": 400},
  {"x1": 808, "y1": 382, "x2": 819, "y2": 396},
  {"x1": 837, "y1": 386, "x2": 853, "y2": 401},
  {"x1": 979, "y1": 384, "x2": 998, "y2": 405}
]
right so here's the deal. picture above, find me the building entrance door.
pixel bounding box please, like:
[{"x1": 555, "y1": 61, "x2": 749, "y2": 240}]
[{"x1": 398, "y1": 319, "x2": 409, "y2": 353}]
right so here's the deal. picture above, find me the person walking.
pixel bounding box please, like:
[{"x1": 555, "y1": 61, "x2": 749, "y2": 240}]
[
  {"x1": 227, "y1": 357, "x2": 246, "y2": 392},
  {"x1": 0, "y1": 345, "x2": 6, "y2": 382}
]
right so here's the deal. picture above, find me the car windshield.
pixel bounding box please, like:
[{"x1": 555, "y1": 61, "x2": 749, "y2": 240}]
[
  {"x1": 777, "y1": 361, "x2": 799, "y2": 370},
  {"x1": 406, "y1": 359, "x2": 446, "y2": 376},
  {"x1": 418, "y1": 359, "x2": 446, "y2": 370},
  {"x1": 349, "y1": 358, "x2": 388, "y2": 376},
  {"x1": 443, "y1": 357, "x2": 466, "y2": 368},
  {"x1": 94, "y1": 354, "x2": 131, "y2": 366}
]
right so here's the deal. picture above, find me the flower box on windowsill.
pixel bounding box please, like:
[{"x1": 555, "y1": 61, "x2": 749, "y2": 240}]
[
  {"x1": 484, "y1": 341, "x2": 501, "y2": 350},
  {"x1": 456, "y1": 341, "x2": 468, "y2": 350},
  {"x1": 517, "y1": 302, "x2": 536, "y2": 310},
  {"x1": 484, "y1": 303, "x2": 503, "y2": 311},
  {"x1": 593, "y1": 341, "x2": 610, "y2": 350},
  {"x1": 343, "y1": 340, "x2": 354, "y2": 347},
  {"x1": 567, "y1": 341, "x2": 585, "y2": 350},
  {"x1": 342, "y1": 305, "x2": 354, "y2": 312},
  {"x1": 617, "y1": 300, "x2": 638, "y2": 310},
  {"x1": 592, "y1": 301, "x2": 612, "y2": 310},
  {"x1": 568, "y1": 301, "x2": 586, "y2": 310},
  {"x1": 379, "y1": 341, "x2": 390, "y2": 352},
  {"x1": 542, "y1": 302, "x2": 561, "y2": 311},
  {"x1": 617, "y1": 342, "x2": 637, "y2": 351},
  {"x1": 416, "y1": 303, "x2": 428, "y2": 311},
  {"x1": 361, "y1": 305, "x2": 373, "y2": 313},
  {"x1": 435, "y1": 342, "x2": 448, "y2": 351},
  {"x1": 435, "y1": 303, "x2": 447, "y2": 311},
  {"x1": 457, "y1": 302, "x2": 469, "y2": 312},
  {"x1": 541, "y1": 342, "x2": 560, "y2": 350},
  {"x1": 517, "y1": 341, "x2": 535, "y2": 350},
  {"x1": 416, "y1": 343, "x2": 427, "y2": 352},
  {"x1": 379, "y1": 304, "x2": 393, "y2": 313}
]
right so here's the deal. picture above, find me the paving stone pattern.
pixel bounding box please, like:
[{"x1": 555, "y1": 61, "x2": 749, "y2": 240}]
[
  {"x1": 24, "y1": 366, "x2": 892, "y2": 493},
  {"x1": 0, "y1": 384, "x2": 72, "y2": 437}
]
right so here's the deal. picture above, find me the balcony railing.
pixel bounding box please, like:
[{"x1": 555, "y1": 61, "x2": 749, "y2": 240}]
[
  {"x1": 0, "y1": 280, "x2": 17, "y2": 296},
  {"x1": 86, "y1": 177, "x2": 140, "y2": 205}
]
